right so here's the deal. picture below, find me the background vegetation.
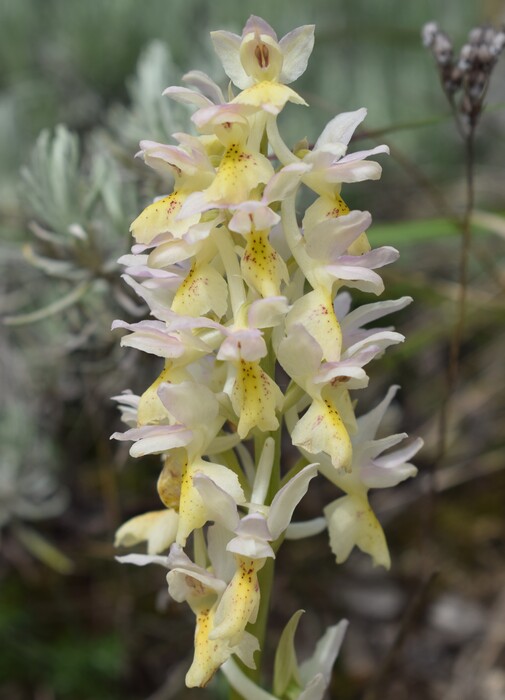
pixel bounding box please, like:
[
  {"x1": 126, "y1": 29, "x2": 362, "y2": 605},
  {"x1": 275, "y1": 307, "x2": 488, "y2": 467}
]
[{"x1": 1, "y1": 1, "x2": 504, "y2": 699}]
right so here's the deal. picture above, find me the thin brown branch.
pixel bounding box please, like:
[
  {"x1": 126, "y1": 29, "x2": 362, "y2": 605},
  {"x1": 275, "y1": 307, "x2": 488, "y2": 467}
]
[{"x1": 362, "y1": 570, "x2": 438, "y2": 700}]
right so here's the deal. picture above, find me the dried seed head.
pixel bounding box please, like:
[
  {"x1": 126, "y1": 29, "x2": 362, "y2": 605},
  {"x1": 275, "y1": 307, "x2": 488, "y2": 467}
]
[{"x1": 422, "y1": 21, "x2": 439, "y2": 47}]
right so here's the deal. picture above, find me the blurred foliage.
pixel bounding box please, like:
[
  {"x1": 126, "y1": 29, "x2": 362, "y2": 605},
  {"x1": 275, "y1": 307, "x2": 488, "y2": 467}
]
[{"x1": 1, "y1": 0, "x2": 505, "y2": 699}]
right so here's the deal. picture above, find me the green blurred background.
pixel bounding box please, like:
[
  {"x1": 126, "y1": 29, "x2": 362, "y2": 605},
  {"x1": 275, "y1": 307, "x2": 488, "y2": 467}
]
[{"x1": 1, "y1": 1, "x2": 504, "y2": 699}]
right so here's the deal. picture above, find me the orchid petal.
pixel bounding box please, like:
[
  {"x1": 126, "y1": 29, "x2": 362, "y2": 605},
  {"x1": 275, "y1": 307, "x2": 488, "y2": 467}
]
[
  {"x1": 291, "y1": 397, "x2": 352, "y2": 471},
  {"x1": 268, "y1": 464, "x2": 318, "y2": 540},
  {"x1": 210, "y1": 30, "x2": 251, "y2": 89},
  {"x1": 183, "y1": 69, "x2": 226, "y2": 104},
  {"x1": 314, "y1": 108, "x2": 367, "y2": 151},
  {"x1": 247, "y1": 296, "x2": 290, "y2": 329},
  {"x1": 279, "y1": 25, "x2": 315, "y2": 84},
  {"x1": 192, "y1": 474, "x2": 240, "y2": 532},
  {"x1": 324, "y1": 494, "x2": 390, "y2": 568},
  {"x1": 299, "y1": 620, "x2": 348, "y2": 692},
  {"x1": 115, "y1": 509, "x2": 178, "y2": 554}
]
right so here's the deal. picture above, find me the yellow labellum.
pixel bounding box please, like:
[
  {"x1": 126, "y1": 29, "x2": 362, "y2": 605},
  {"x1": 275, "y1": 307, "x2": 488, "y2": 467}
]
[
  {"x1": 292, "y1": 396, "x2": 352, "y2": 471},
  {"x1": 211, "y1": 556, "x2": 265, "y2": 644},
  {"x1": 130, "y1": 191, "x2": 199, "y2": 244},
  {"x1": 288, "y1": 288, "x2": 343, "y2": 362},
  {"x1": 232, "y1": 80, "x2": 307, "y2": 113},
  {"x1": 241, "y1": 229, "x2": 288, "y2": 297},
  {"x1": 232, "y1": 360, "x2": 283, "y2": 438},
  {"x1": 186, "y1": 606, "x2": 232, "y2": 688},
  {"x1": 205, "y1": 143, "x2": 273, "y2": 205},
  {"x1": 171, "y1": 262, "x2": 228, "y2": 318}
]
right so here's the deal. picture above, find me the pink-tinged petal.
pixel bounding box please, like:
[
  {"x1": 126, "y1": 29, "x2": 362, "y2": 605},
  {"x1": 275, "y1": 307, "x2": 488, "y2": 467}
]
[
  {"x1": 304, "y1": 211, "x2": 372, "y2": 260},
  {"x1": 161, "y1": 313, "x2": 221, "y2": 334},
  {"x1": 138, "y1": 141, "x2": 197, "y2": 172},
  {"x1": 247, "y1": 296, "x2": 290, "y2": 329},
  {"x1": 112, "y1": 391, "x2": 139, "y2": 428},
  {"x1": 240, "y1": 23, "x2": 283, "y2": 84},
  {"x1": 324, "y1": 494, "x2": 391, "y2": 568},
  {"x1": 325, "y1": 160, "x2": 384, "y2": 183},
  {"x1": 218, "y1": 328, "x2": 266, "y2": 363},
  {"x1": 268, "y1": 464, "x2": 318, "y2": 540},
  {"x1": 263, "y1": 162, "x2": 312, "y2": 203},
  {"x1": 235, "y1": 512, "x2": 271, "y2": 541},
  {"x1": 211, "y1": 30, "x2": 251, "y2": 89},
  {"x1": 314, "y1": 345, "x2": 380, "y2": 385},
  {"x1": 279, "y1": 25, "x2": 315, "y2": 84},
  {"x1": 337, "y1": 144, "x2": 390, "y2": 164},
  {"x1": 242, "y1": 15, "x2": 277, "y2": 40},
  {"x1": 112, "y1": 320, "x2": 187, "y2": 358},
  {"x1": 338, "y1": 246, "x2": 400, "y2": 270},
  {"x1": 228, "y1": 203, "x2": 280, "y2": 234},
  {"x1": 120, "y1": 274, "x2": 177, "y2": 321},
  {"x1": 147, "y1": 238, "x2": 198, "y2": 267},
  {"x1": 167, "y1": 544, "x2": 226, "y2": 600},
  {"x1": 118, "y1": 253, "x2": 149, "y2": 267},
  {"x1": 325, "y1": 265, "x2": 385, "y2": 295},
  {"x1": 121, "y1": 264, "x2": 181, "y2": 282},
  {"x1": 183, "y1": 69, "x2": 226, "y2": 104},
  {"x1": 341, "y1": 296, "x2": 412, "y2": 335},
  {"x1": 344, "y1": 330, "x2": 405, "y2": 357},
  {"x1": 162, "y1": 85, "x2": 214, "y2": 109},
  {"x1": 334, "y1": 291, "x2": 352, "y2": 320},
  {"x1": 112, "y1": 424, "x2": 193, "y2": 457},
  {"x1": 314, "y1": 108, "x2": 368, "y2": 152},
  {"x1": 191, "y1": 102, "x2": 252, "y2": 131}
]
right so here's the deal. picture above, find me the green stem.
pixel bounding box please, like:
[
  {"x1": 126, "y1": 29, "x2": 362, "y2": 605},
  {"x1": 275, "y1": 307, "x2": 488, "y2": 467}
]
[
  {"x1": 266, "y1": 115, "x2": 299, "y2": 166},
  {"x1": 248, "y1": 557, "x2": 275, "y2": 684}
]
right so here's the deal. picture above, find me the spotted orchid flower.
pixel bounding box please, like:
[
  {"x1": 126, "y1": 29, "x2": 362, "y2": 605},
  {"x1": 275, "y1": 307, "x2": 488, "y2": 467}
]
[
  {"x1": 211, "y1": 15, "x2": 314, "y2": 115},
  {"x1": 113, "y1": 381, "x2": 245, "y2": 547}
]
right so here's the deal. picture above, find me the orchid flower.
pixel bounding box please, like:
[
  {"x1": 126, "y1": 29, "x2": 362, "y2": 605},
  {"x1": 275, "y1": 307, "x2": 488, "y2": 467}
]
[
  {"x1": 113, "y1": 381, "x2": 245, "y2": 547},
  {"x1": 211, "y1": 15, "x2": 314, "y2": 115}
]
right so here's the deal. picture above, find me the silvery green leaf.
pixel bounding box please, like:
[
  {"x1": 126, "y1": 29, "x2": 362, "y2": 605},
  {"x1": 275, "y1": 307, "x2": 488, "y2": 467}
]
[{"x1": 4, "y1": 280, "x2": 92, "y2": 325}]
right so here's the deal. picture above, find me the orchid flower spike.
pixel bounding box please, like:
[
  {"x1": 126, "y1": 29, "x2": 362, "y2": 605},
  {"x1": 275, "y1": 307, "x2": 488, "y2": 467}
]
[{"x1": 112, "y1": 14, "x2": 421, "y2": 693}]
